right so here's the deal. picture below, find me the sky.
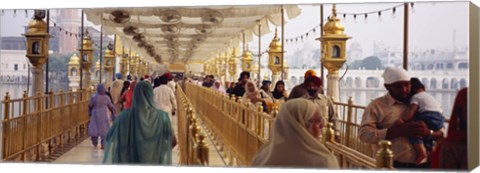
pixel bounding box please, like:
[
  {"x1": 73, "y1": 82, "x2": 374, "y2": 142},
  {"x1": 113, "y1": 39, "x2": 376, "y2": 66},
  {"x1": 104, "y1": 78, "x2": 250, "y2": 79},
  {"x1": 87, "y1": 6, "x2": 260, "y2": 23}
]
[{"x1": 0, "y1": 1, "x2": 470, "y2": 61}]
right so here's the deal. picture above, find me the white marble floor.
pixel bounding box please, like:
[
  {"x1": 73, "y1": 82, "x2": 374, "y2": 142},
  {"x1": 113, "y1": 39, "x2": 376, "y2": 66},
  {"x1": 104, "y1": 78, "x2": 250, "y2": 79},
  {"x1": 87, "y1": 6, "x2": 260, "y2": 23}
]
[{"x1": 53, "y1": 114, "x2": 225, "y2": 167}]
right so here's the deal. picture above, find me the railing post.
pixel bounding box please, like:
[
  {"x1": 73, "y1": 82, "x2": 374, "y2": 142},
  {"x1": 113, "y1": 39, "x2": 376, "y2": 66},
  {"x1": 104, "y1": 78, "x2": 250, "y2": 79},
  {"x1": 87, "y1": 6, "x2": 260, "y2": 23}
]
[
  {"x1": 188, "y1": 116, "x2": 198, "y2": 164},
  {"x1": 346, "y1": 96, "x2": 353, "y2": 146},
  {"x1": 59, "y1": 89, "x2": 65, "y2": 151},
  {"x1": 195, "y1": 132, "x2": 209, "y2": 165},
  {"x1": 48, "y1": 89, "x2": 54, "y2": 155},
  {"x1": 22, "y1": 91, "x2": 28, "y2": 161},
  {"x1": 323, "y1": 122, "x2": 335, "y2": 143},
  {"x1": 271, "y1": 106, "x2": 279, "y2": 118},
  {"x1": 376, "y1": 140, "x2": 394, "y2": 169},
  {"x1": 3, "y1": 92, "x2": 11, "y2": 160},
  {"x1": 245, "y1": 100, "x2": 251, "y2": 128},
  {"x1": 36, "y1": 91, "x2": 43, "y2": 161},
  {"x1": 256, "y1": 102, "x2": 263, "y2": 135}
]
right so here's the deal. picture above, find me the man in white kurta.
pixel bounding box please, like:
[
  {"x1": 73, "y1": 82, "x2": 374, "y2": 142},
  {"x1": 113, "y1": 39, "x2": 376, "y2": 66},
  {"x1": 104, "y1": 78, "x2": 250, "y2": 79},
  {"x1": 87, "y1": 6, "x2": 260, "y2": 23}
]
[{"x1": 153, "y1": 74, "x2": 178, "y2": 137}]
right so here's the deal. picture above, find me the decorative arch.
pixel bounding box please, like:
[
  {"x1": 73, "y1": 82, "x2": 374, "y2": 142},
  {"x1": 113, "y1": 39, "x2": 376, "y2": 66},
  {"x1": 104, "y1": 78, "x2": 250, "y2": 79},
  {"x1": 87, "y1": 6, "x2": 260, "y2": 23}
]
[
  {"x1": 366, "y1": 77, "x2": 380, "y2": 88},
  {"x1": 421, "y1": 78, "x2": 429, "y2": 88},
  {"x1": 442, "y1": 78, "x2": 449, "y2": 89},
  {"x1": 355, "y1": 77, "x2": 362, "y2": 88},
  {"x1": 346, "y1": 77, "x2": 353, "y2": 88},
  {"x1": 460, "y1": 78, "x2": 467, "y2": 88},
  {"x1": 71, "y1": 67, "x2": 77, "y2": 76},
  {"x1": 451, "y1": 78, "x2": 459, "y2": 89},
  {"x1": 430, "y1": 78, "x2": 437, "y2": 89}
]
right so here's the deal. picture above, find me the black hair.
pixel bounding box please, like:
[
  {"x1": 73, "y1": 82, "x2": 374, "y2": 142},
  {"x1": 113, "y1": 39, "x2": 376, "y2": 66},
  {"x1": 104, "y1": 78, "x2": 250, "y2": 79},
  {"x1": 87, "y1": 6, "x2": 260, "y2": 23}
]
[
  {"x1": 238, "y1": 71, "x2": 250, "y2": 80},
  {"x1": 410, "y1": 77, "x2": 425, "y2": 95}
]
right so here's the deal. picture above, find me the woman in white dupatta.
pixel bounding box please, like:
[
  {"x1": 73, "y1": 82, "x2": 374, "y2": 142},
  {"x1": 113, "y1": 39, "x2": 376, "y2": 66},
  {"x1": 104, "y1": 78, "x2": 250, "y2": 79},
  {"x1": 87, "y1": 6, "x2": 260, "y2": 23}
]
[
  {"x1": 251, "y1": 98, "x2": 339, "y2": 168},
  {"x1": 242, "y1": 81, "x2": 262, "y2": 105}
]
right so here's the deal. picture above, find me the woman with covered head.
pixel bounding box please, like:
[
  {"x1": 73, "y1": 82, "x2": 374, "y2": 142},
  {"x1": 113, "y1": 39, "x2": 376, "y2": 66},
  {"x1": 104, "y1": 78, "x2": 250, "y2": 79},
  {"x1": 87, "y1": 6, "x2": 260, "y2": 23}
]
[
  {"x1": 103, "y1": 81, "x2": 177, "y2": 164},
  {"x1": 88, "y1": 84, "x2": 117, "y2": 149},
  {"x1": 251, "y1": 98, "x2": 339, "y2": 168},
  {"x1": 243, "y1": 80, "x2": 263, "y2": 105},
  {"x1": 119, "y1": 81, "x2": 137, "y2": 110},
  {"x1": 212, "y1": 79, "x2": 227, "y2": 94}
]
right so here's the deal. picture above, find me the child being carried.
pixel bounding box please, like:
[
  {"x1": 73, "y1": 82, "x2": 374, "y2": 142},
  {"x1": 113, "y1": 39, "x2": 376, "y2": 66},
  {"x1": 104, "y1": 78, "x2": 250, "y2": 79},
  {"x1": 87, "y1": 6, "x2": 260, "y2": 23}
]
[{"x1": 394, "y1": 77, "x2": 446, "y2": 165}]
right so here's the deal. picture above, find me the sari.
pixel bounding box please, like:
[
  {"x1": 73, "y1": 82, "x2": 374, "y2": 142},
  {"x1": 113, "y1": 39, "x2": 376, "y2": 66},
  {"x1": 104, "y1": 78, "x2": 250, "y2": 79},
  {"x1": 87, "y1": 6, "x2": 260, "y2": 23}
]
[{"x1": 103, "y1": 81, "x2": 174, "y2": 164}]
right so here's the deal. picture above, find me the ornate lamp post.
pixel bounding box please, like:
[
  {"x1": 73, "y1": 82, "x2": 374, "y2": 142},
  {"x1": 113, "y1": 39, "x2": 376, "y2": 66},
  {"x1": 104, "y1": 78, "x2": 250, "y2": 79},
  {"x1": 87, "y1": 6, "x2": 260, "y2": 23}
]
[
  {"x1": 67, "y1": 53, "x2": 81, "y2": 90},
  {"x1": 78, "y1": 30, "x2": 94, "y2": 89},
  {"x1": 104, "y1": 43, "x2": 115, "y2": 87},
  {"x1": 228, "y1": 48, "x2": 237, "y2": 82},
  {"x1": 268, "y1": 29, "x2": 283, "y2": 85},
  {"x1": 23, "y1": 10, "x2": 50, "y2": 95},
  {"x1": 93, "y1": 60, "x2": 101, "y2": 85},
  {"x1": 241, "y1": 46, "x2": 253, "y2": 73},
  {"x1": 120, "y1": 54, "x2": 128, "y2": 80},
  {"x1": 317, "y1": 4, "x2": 351, "y2": 101}
]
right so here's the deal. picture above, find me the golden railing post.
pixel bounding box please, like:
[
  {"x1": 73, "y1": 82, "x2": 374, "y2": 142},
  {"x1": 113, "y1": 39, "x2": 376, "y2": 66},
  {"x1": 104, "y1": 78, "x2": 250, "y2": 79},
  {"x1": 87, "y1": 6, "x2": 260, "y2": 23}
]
[
  {"x1": 36, "y1": 91, "x2": 43, "y2": 161},
  {"x1": 195, "y1": 132, "x2": 209, "y2": 165},
  {"x1": 59, "y1": 89, "x2": 65, "y2": 151},
  {"x1": 68, "y1": 88, "x2": 74, "y2": 143},
  {"x1": 376, "y1": 140, "x2": 394, "y2": 169},
  {"x1": 271, "y1": 106, "x2": 278, "y2": 118},
  {"x1": 256, "y1": 102, "x2": 263, "y2": 135},
  {"x1": 323, "y1": 122, "x2": 335, "y2": 143},
  {"x1": 188, "y1": 116, "x2": 198, "y2": 164},
  {"x1": 2, "y1": 92, "x2": 11, "y2": 160},
  {"x1": 22, "y1": 91, "x2": 28, "y2": 161},
  {"x1": 245, "y1": 100, "x2": 251, "y2": 128},
  {"x1": 346, "y1": 96, "x2": 353, "y2": 146},
  {"x1": 236, "y1": 96, "x2": 242, "y2": 122},
  {"x1": 48, "y1": 88, "x2": 54, "y2": 155}
]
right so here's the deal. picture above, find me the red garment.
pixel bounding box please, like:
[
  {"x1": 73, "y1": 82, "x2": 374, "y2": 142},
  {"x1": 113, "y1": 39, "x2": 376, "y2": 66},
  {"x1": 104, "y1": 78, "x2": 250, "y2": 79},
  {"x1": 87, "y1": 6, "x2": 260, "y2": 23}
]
[
  {"x1": 430, "y1": 88, "x2": 467, "y2": 170},
  {"x1": 124, "y1": 81, "x2": 137, "y2": 109}
]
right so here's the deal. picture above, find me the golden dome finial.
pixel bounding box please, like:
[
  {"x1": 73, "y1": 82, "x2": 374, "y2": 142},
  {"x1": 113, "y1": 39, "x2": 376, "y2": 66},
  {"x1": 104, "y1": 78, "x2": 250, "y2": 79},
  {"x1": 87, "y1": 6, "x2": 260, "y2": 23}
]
[
  {"x1": 68, "y1": 53, "x2": 80, "y2": 65},
  {"x1": 274, "y1": 27, "x2": 278, "y2": 38},
  {"x1": 332, "y1": 4, "x2": 337, "y2": 17},
  {"x1": 268, "y1": 28, "x2": 282, "y2": 52},
  {"x1": 323, "y1": 4, "x2": 346, "y2": 35}
]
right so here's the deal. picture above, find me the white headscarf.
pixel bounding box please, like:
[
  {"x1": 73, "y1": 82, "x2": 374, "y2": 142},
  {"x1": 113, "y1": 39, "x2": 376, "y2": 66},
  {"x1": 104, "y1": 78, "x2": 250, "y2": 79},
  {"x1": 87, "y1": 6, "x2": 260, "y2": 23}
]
[
  {"x1": 251, "y1": 98, "x2": 339, "y2": 168},
  {"x1": 382, "y1": 66, "x2": 410, "y2": 84},
  {"x1": 212, "y1": 80, "x2": 226, "y2": 93},
  {"x1": 243, "y1": 81, "x2": 261, "y2": 104},
  {"x1": 110, "y1": 79, "x2": 124, "y2": 103}
]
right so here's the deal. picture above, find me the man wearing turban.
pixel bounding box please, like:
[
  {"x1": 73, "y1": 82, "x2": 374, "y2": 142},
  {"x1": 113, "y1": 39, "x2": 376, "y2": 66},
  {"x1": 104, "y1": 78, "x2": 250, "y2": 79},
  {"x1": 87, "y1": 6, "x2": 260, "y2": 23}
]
[
  {"x1": 300, "y1": 76, "x2": 339, "y2": 141},
  {"x1": 359, "y1": 66, "x2": 430, "y2": 169},
  {"x1": 287, "y1": 69, "x2": 323, "y2": 100}
]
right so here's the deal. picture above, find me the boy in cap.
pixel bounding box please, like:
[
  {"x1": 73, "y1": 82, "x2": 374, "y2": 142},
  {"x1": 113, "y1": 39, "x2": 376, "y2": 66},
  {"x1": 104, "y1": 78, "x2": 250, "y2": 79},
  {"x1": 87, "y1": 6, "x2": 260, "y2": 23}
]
[{"x1": 359, "y1": 66, "x2": 431, "y2": 169}]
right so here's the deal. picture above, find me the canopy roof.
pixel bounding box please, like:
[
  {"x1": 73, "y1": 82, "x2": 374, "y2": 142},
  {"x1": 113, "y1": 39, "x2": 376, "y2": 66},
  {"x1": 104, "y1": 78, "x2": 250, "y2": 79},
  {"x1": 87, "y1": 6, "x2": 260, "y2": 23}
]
[{"x1": 84, "y1": 5, "x2": 301, "y2": 66}]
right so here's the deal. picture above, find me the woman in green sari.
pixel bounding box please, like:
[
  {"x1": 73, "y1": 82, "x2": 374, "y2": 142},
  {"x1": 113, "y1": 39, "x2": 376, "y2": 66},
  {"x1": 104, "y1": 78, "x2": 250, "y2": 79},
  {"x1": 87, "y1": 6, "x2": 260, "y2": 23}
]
[{"x1": 103, "y1": 81, "x2": 177, "y2": 164}]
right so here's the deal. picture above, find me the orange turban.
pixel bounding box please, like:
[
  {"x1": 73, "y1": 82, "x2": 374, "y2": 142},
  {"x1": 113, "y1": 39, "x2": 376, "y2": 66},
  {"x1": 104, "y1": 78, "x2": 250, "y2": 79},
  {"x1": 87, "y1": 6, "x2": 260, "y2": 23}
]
[{"x1": 304, "y1": 69, "x2": 317, "y2": 78}]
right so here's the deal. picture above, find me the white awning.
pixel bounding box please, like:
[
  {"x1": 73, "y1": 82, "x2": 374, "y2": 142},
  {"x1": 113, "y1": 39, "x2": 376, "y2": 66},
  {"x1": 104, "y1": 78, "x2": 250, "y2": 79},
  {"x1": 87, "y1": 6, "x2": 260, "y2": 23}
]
[{"x1": 84, "y1": 5, "x2": 301, "y2": 65}]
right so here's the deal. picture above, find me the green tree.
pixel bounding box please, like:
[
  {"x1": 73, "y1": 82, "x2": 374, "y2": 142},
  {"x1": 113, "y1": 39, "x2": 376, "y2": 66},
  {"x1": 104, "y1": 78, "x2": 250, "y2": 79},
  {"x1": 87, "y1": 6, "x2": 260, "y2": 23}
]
[{"x1": 362, "y1": 56, "x2": 383, "y2": 70}]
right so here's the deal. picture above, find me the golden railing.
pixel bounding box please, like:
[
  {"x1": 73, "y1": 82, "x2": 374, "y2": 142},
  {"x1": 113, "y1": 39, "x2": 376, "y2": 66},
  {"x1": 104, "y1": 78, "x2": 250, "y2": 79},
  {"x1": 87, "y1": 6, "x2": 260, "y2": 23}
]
[
  {"x1": 1, "y1": 89, "x2": 92, "y2": 161},
  {"x1": 184, "y1": 82, "x2": 393, "y2": 169},
  {"x1": 185, "y1": 83, "x2": 274, "y2": 166},
  {"x1": 332, "y1": 97, "x2": 373, "y2": 157},
  {"x1": 176, "y1": 86, "x2": 209, "y2": 166}
]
